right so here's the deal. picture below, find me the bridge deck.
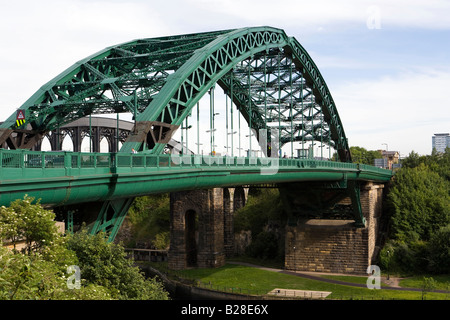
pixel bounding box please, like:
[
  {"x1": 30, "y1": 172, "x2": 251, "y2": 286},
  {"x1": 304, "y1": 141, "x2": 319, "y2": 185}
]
[{"x1": 0, "y1": 149, "x2": 392, "y2": 207}]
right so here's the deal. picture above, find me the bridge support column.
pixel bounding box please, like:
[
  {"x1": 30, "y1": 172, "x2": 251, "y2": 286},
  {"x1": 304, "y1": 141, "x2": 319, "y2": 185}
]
[
  {"x1": 168, "y1": 188, "x2": 226, "y2": 270},
  {"x1": 285, "y1": 182, "x2": 385, "y2": 275}
]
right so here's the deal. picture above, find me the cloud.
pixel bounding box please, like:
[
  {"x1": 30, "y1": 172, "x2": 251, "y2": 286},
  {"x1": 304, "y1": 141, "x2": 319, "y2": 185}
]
[
  {"x1": 0, "y1": 0, "x2": 170, "y2": 110},
  {"x1": 185, "y1": 0, "x2": 450, "y2": 31},
  {"x1": 0, "y1": 0, "x2": 448, "y2": 157}
]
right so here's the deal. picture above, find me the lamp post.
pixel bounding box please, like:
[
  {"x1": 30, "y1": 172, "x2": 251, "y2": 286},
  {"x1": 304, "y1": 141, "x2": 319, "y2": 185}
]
[
  {"x1": 181, "y1": 124, "x2": 192, "y2": 155},
  {"x1": 228, "y1": 131, "x2": 237, "y2": 157}
]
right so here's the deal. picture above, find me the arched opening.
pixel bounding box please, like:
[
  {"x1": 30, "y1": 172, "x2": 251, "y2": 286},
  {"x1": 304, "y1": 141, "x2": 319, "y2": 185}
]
[
  {"x1": 81, "y1": 136, "x2": 93, "y2": 152},
  {"x1": 61, "y1": 134, "x2": 74, "y2": 151},
  {"x1": 234, "y1": 187, "x2": 246, "y2": 212},
  {"x1": 40, "y1": 136, "x2": 52, "y2": 151},
  {"x1": 99, "y1": 137, "x2": 110, "y2": 153},
  {"x1": 185, "y1": 209, "x2": 198, "y2": 267}
]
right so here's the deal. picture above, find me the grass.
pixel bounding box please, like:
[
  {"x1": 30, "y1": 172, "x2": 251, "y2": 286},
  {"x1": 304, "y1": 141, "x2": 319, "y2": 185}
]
[
  {"x1": 399, "y1": 275, "x2": 450, "y2": 291},
  {"x1": 150, "y1": 262, "x2": 450, "y2": 300}
]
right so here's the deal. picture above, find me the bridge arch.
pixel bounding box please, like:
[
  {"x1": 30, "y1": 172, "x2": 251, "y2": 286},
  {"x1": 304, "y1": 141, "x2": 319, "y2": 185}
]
[{"x1": 0, "y1": 27, "x2": 351, "y2": 161}]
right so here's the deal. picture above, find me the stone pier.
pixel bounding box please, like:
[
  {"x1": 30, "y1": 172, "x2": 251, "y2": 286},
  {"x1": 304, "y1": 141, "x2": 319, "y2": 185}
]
[
  {"x1": 285, "y1": 182, "x2": 385, "y2": 275},
  {"x1": 168, "y1": 187, "x2": 247, "y2": 270}
]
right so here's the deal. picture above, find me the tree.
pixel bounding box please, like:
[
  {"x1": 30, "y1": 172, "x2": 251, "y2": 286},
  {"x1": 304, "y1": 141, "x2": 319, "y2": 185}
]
[
  {"x1": 426, "y1": 224, "x2": 450, "y2": 274},
  {"x1": 0, "y1": 197, "x2": 169, "y2": 300},
  {"x1": 66, "y1": 229, "x2": 169, "y2": 300},
  {"x1": 349, "y1": 146, "x2": 382, "y2": 165},
  {"x1": 0, "y1": 196, "x2": 58, "y2": 254},
  {"x1": 0, "y1": 244, "x2": 114, "y2": 300},
  {"x1": 382, "y1": 150, "x2": 450, "y2": 274},
  {"x1": 421, "y1": 277, "x2": 437, "y2": 300},
  {"x1": 387, "y1": 163, "x2": 449, "y2": 241},
  {"x1": 124, "y1": 194, "x2": 170, "y2": 249}
]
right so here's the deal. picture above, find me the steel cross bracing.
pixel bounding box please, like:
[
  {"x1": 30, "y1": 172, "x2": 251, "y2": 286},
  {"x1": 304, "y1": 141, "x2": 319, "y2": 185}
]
[
  {"x1": 0, "y1": 30, "x2": 229, "y2": 148},
  {"x1": 0, "y1": 27, "x2": 350, "y2": 162},
  {"x1": 0, "y1": 27, "x2": 384, "y2": 237},
  {"x1": 223, "y1": 50, "x2": 331, "y2": 152}
]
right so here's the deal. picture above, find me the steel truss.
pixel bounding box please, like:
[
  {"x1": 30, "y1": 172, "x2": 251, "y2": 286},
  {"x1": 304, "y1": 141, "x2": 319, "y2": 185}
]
[
  {"x1": 0, "y1": 27, "x2": 351, "y2": 162},
  {"x1": 0, "y1": 27, "x2": 364, "y2": 234}
]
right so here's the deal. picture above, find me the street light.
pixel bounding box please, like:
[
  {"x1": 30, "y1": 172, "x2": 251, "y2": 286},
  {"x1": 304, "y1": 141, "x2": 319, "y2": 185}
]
[
  {"x1": 180, "y1": 125, "x2": 192, "y2": 155},
  {"x1": 195, "y1": 142, "x2": 203, "y2": 155},
  {"x1": 227, "y1": 131, "x2": 237, "y2": 157}
]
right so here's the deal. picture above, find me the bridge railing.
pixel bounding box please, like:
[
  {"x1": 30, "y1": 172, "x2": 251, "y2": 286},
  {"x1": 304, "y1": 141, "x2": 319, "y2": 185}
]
[{"x1": 0, "y1": 149, "x2": 392, "y2": 178}]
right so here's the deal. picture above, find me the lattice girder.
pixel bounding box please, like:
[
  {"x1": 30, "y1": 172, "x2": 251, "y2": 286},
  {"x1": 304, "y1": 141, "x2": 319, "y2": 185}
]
[{"x1": 0, "y1": 27, "x2": 351, "y2": 162}]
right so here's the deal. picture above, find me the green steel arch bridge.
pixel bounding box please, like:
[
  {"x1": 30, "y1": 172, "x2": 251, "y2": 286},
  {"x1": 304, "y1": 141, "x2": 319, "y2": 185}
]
[{"x1": 0, "y1": 27, "x2": 392, "y2": 241}]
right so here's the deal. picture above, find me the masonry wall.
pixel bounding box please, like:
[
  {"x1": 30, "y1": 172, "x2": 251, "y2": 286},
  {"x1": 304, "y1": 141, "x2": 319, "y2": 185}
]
[
  {"x1": 285, "y1": 182, "x2": 384, "y2": 275},
  {"x1": 168, "y1": 188, "x2": 225, "y2": 270},
  {"x1": 168, "y1": 187, "x2": 248, "y2": 270}
]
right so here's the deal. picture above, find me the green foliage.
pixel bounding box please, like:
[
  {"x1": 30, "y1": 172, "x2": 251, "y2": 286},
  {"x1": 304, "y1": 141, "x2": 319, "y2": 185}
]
[
  {"x1": 245, "y1": 231, "x2": 280, "y2": 260},
  {"x1": 234, "y1": 189, "x2": 285, "y2": 261},
  {"x1": 387, "y1": 163, "x2": 449, "y2": 241},
  {"x1": 381, "y1": 149, "x2": 450, "y2": 274},
  {"x1": 0, "y1": 235, "x2": 112, "y2": 300},
  {"x1": 234, "y1": 188, "x2": 284, "y2": 235},
  {"x1": 127, "y1": 194, "x2": 170, "y2": 249},
  {"x1": 0, "y1": 197, "x2": 169, "y2": 300},
  {"x1": 66, "y1": 229, "x2": 169, "y2": 300},
  {"x1": 426, "y1": 224, "x2": 450, "y2": 274},
  {"x1": 402, "y1": 148, "x2": 450, "y2": 181},
  {"x1": 421, "y1": 276, "x2": 437, "y2": 300},
  {"x1": 350, "y1": 146, "x2": 382, "y2": 165},
  {"x1": 0, "y1": 195, "x2": 58, "y2": 254},
  {"x1": 379, "y1": 239, "x2": 429, "y2": 274}
]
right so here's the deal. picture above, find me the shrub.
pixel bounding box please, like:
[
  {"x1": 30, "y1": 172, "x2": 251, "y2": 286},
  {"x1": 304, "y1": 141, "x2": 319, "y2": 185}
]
[
  {"x1": 426, "y1": 224, "x2": 450, "y2": 274},
  {"x1": 245, "y1": 231, "x2": 279, "y2": 260},
  {"x1": 66, "y1": 229, "x2": 169, "y2": 300}
]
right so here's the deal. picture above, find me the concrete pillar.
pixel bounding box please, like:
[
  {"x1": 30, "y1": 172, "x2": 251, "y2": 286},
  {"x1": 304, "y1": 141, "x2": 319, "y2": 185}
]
[{"x1": 284, "y1": 182, "x2": 385, "y2": 275}]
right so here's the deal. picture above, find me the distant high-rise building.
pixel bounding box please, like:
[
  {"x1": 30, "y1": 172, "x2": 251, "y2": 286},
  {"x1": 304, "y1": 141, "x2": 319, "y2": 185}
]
[{"x1": 432, "y1": 133, "x2": 450, "y2": 153}]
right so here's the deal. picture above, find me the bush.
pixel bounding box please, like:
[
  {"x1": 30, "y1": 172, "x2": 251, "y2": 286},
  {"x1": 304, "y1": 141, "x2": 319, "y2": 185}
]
[
  {"x1": 0, "y1": 196, "x2": 58, "y2": 254},
  {"x1": 379, "y1": 238, "x2": 428, "y2": 275},
  {"x1": 381, "y1": 150, "x2": 450, "y2": 275},
  {"x1": 126, "y1": 194, "x2": 170, "y2": 248},
  {"x1": 426, "y1": 224, "x2": 450, "y2": 274},
  {"x1": 245, "y1": 231, "x2": 279, "y2": 260},
  {"x1": 234, "y1": 189, "x2": 284, "y2": 235},
  {"x1": 66, "y1": 229, "x2": 169, "y2": 300},
  {"x1": 0, "y1": 197, "x2": 169, "y2": 300},
  {"x1": 387, "y1": 164, "x2": 449, "y2": 242}
]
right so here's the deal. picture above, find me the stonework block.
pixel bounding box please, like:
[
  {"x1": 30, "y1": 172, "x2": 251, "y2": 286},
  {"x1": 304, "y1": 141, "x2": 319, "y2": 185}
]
[{"x1": 285, "y1": 182, "x2": 385, "y2": 275}]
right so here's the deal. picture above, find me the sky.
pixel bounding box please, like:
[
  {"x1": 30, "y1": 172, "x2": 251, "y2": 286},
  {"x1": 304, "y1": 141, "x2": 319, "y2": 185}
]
[{"x1": 0, "y1": 0, "x2": 449, "y2": 156}]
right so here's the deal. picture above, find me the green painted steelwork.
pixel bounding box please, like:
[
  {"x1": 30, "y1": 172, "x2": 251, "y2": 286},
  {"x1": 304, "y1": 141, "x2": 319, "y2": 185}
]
[
  {"x1": 0, "y1": 27, "x2": 351, "y2": 162},
  {"x1": 0, "y1": 27, "x2": 393, "y2": 235},
  {"x1": 0, "y1": 149, "x2": 391, "y2": 207}
]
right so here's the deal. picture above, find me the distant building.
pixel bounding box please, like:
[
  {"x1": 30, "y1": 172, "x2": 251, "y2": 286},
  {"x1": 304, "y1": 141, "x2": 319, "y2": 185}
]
[
  {"x1": 432, "y1": 133, "x2": 450, "y2": 153},
  {"x1": 374, "y1": 150, "x2": 399, "y2": 170},
  {"x1": 374, "y1": 158, "x2": 388, "y2": 169}
]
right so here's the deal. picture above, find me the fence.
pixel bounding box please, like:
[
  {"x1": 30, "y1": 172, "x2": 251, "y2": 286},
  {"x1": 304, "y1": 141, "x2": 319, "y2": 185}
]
[
  {"x1": 0, "y1": 148, "x2": 392, "y2": 176},
  {"x1": 125, "y1": 248, "x2": 168, "y2": 262}
]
